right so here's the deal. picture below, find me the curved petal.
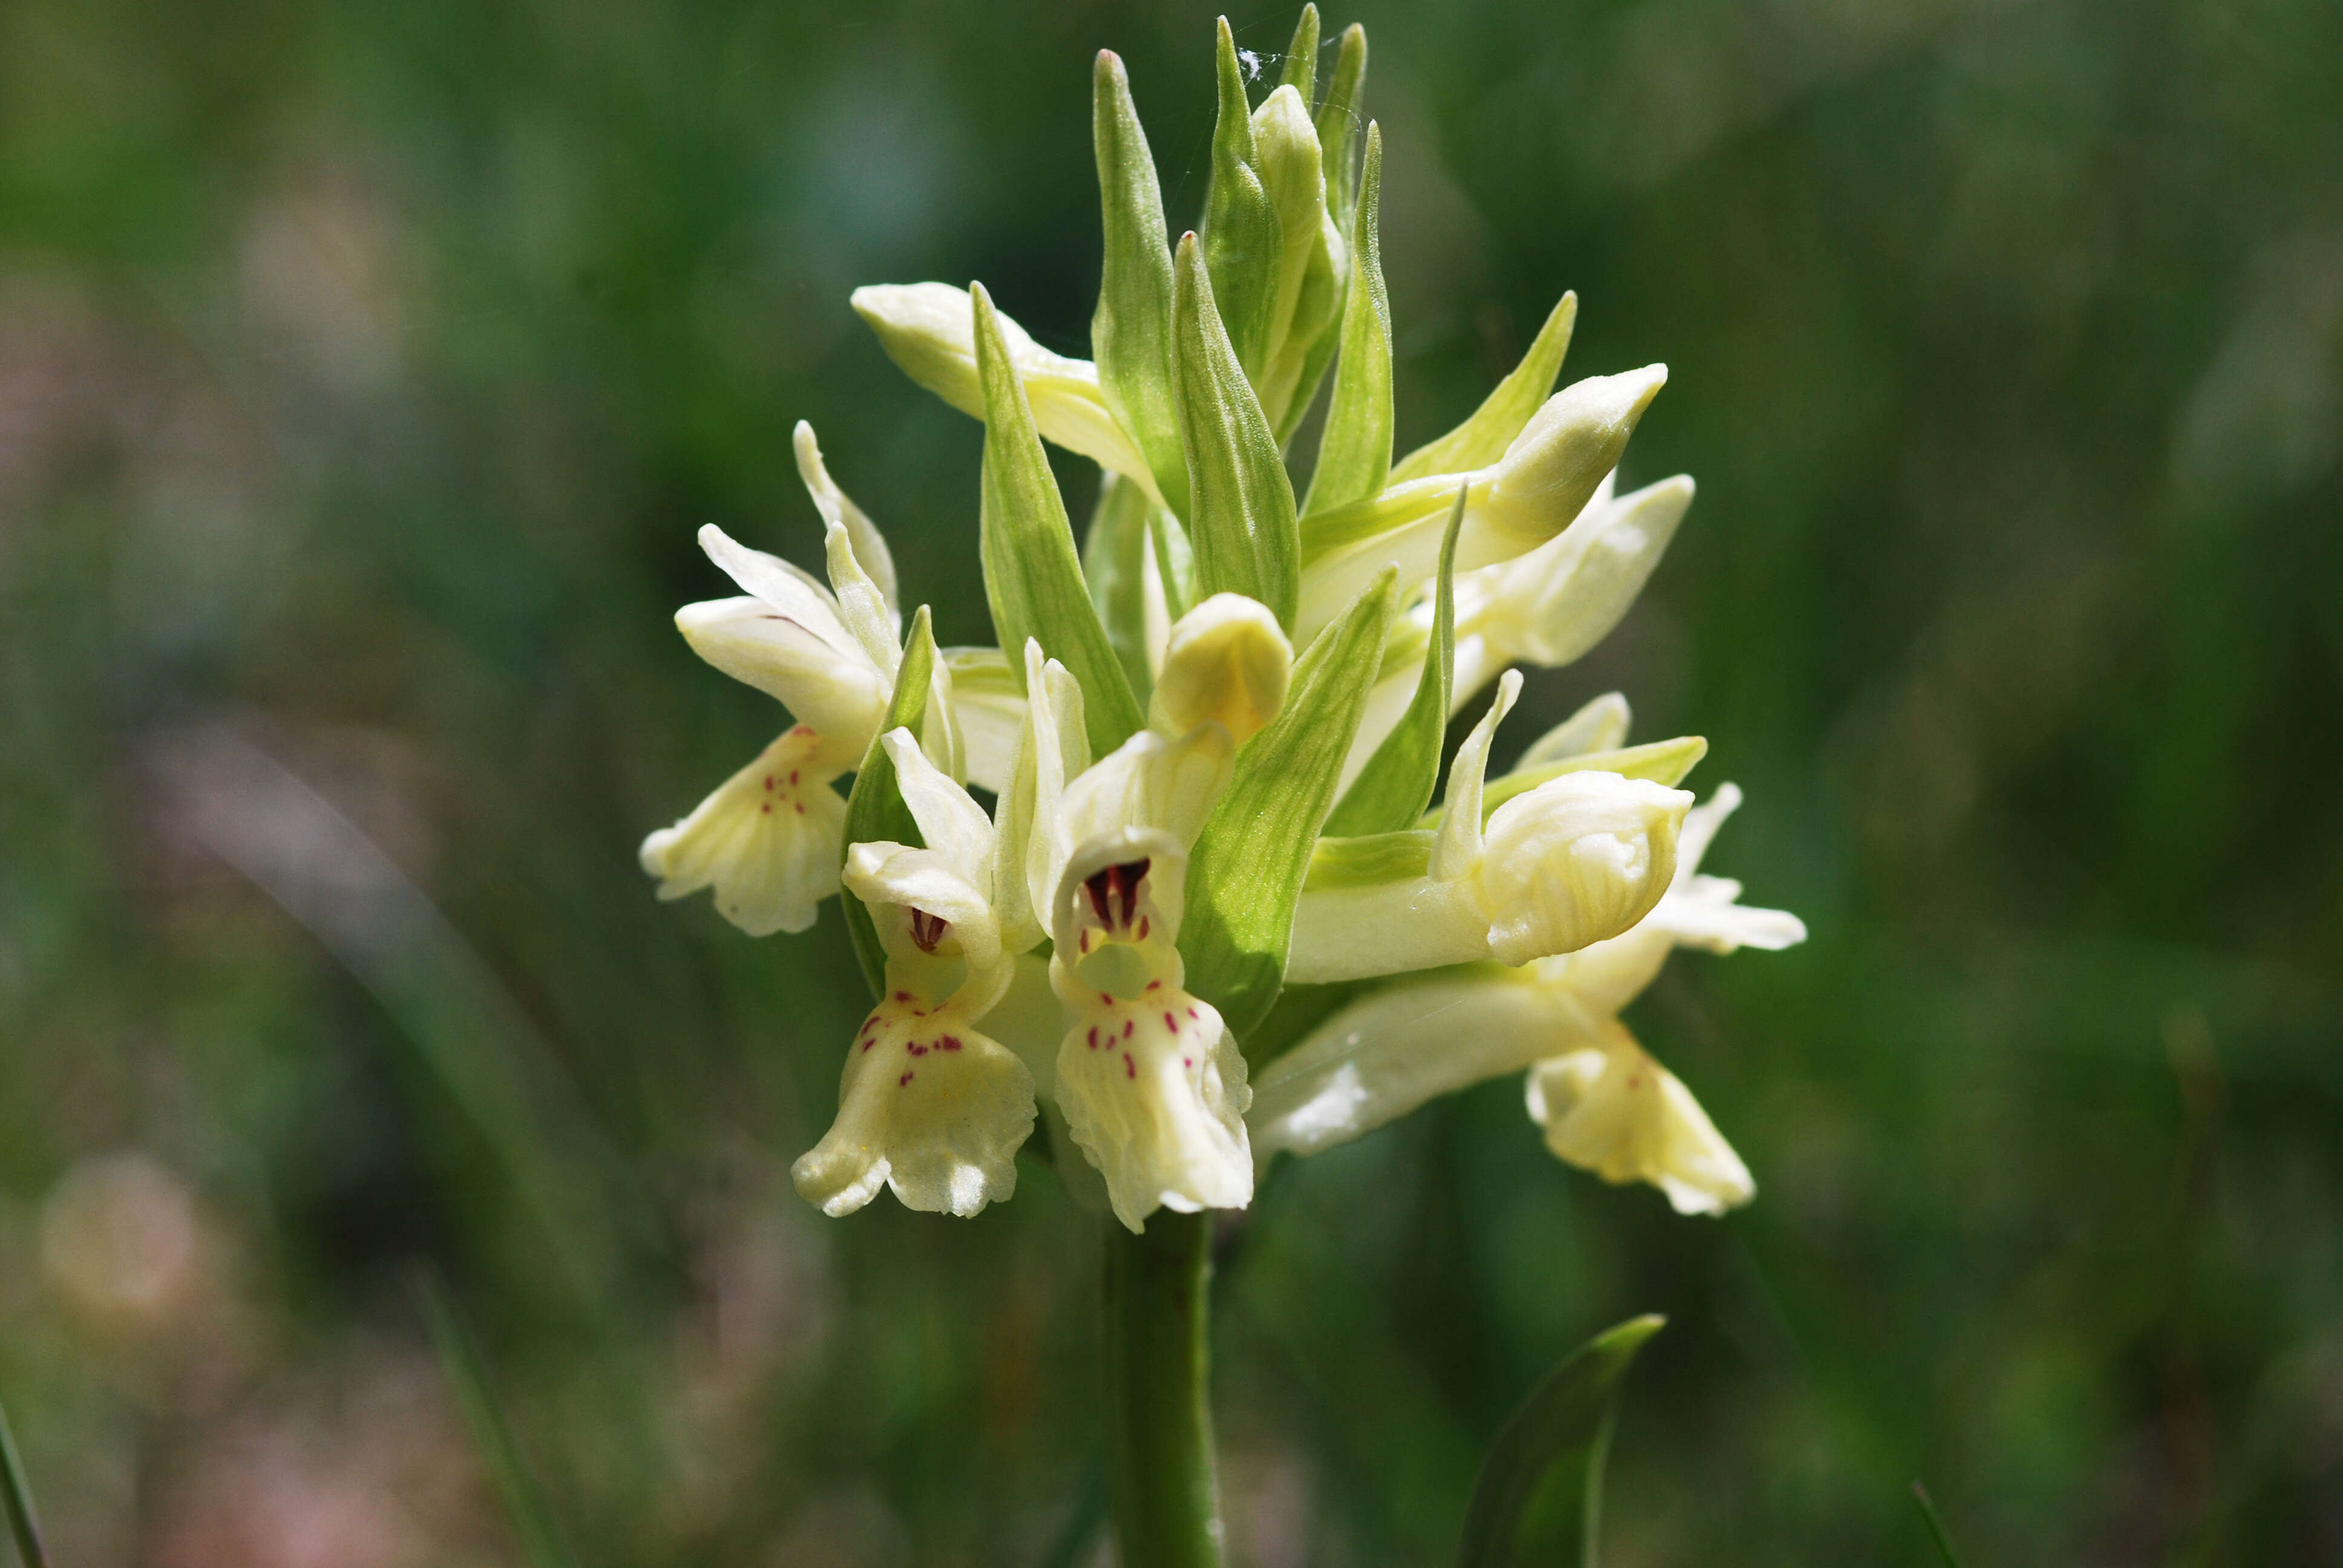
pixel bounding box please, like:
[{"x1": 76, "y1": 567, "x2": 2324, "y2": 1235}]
[
  {"x1": 1055, "y1": 986, "x2": 1251, "y2": 1232},
  {"x1": 795, "y1": 420, "x2": 899, "y2": 616},
  {"x1": 1480, "y1": 771, "x2": 1689, "y2": 964},
  {"x1": 1524, "y1": 1023, "x2": 1752, "y2": 1215},
  {"x1": 791, "y1": 996, "x2": 1037, "y2": 1218},
  {"x1": 1430, "y1": 668, "x2": 1521, "y2": 880},
  {"x1": 879, "y1": 728, "x2": 995, "y2": 889},
  {"x1": 842, "y1": 841, "x2": 1002, "y2": 973},
  {"x1": 675, "y1": 596, "x2": 890, "y2": 751},
  {"x1": 640, "y1": 729, "x2": 848, "y2": 935},
  {"x1": 697, "y1": 523, "x2": 859, "y2": 652}
]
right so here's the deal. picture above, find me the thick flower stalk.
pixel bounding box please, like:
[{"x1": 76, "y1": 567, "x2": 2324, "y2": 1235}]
[{"x1": 638, "y1": 11, "x2": 1806, "y2": 1565}]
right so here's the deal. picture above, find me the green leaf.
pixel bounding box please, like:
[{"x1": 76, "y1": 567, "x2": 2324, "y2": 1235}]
[
  {"x1": 1393, "y1": 290, "x2": 1579, "y2": 483},
  {"x1": 972, "y1": 281, "x2": 1147, "y2": 757},
  {"x1": 1455, "y1": 1315, "x2": 1664, "y2": 1568},
  {"x1": 1083, "y1": 472, "x2": 1156, "y2": 704},
  {"x1": 1199, "y1": 17, "x2": 1281, "y2": 375},
  {"x1": 841, "y1": 607, "x2": 938, "y2": 998},
  {"x1": 1171, "y1": 232, "x2": 1301, "y2": 632},
  {"x1": 0, "y1": 1390, "x2": 51, "y2": 1568},
  {"x1": 1091, "y1": 50, "x2": 1188, "y2": 519},
  {"x1": 416, "y1": 1272, "x2": 585, "y2": 1568},
  {"x1": 1323, "y1": 480, "x2": 1460, "y2": 834},
  {"x1": 1302, "y1": 123, "x2": 1391, "y2": 517},
  {"x1": 1277, "y1": 5, "x2": 1320, "y2": 97},
  {"x1": 1314, "y1": 24, "x2": 1368, "y2": 222},
  {"x1": 1181, "y1": 567, "x2": 1397, "y2": 1040},
  {"x1": 1449, "y1": 736, "x2": 1707, "y2": 826}
]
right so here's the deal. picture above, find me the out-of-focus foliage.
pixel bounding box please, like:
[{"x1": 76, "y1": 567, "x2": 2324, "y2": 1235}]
[{"x1": 0, "y1": 0, "x2": 2336, "y2": 1564}]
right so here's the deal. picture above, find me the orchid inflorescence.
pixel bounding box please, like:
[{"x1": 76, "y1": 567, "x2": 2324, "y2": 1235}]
[{"x1": 641, "y1": 10, "x2": 1803, "y2": 1236}]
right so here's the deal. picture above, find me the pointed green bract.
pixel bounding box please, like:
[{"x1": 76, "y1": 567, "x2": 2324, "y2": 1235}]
[
  {"x1": 1084, "y1": 471, "x2": 1157, "y2": 704},
  {"x1": 1302, "y1": 829, "x2": 1435, "y2": 889},
  {"x1": 1171, "y1": 234, "x2": 1302, "y2": 632},
  {"x1": 1200, "y1": 18, "x2": 1282, "y2": 375},
  {"x1": 1092, "y1": 51, "x2": 1189, "y2": 520},
  {"x1": 1180, "y1": 567, "x2": 1397, "y2": 1041},
  {"x1": 1323, "y1": 480, "x2": 1458, "y2": 835},
  {"x1": 1277, "y1": 5, "x2": 1320, "y2": 96},
  {"x1": 841, "y1": 607, "x2": 937, "y2": 998},
  {"x1": 1454, "y1": 1315, "x2": 1663, "y2": 1568},
  {"x1": 1315, "y1": 24, "x2": 1368, "y2": 221},
  {"x1": 1303, "y1": 123, "x2": 1391, "y2": 517},
  {"x1": 1393, "y1": 290, "x2": 1579, "y2": 483},
  {"x1": 1151, "y1": 505, "x2": 1197, "y2": 624},
  {"x1": 1438, "y1": 735, "x2": 1709, "y2": 828},
  {"x1": 418, "y1": 1275, "x2": 585, "y2": 1568},
  {"x1": 972, "y1": 282, "x2": 1147, "y2": 757}
]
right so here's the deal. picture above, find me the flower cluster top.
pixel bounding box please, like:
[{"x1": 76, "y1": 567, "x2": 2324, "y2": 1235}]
[{"x1": 641, "y1": 11, "x2": 1804, "y2": 1232}]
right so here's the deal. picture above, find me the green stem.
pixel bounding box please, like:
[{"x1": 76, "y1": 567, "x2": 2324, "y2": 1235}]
[{"x1": 1102, "y1": 1210, "x2": 1224, "y2": 1568}]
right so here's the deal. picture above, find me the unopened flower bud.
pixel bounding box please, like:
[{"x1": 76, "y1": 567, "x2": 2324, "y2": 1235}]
[
  {"x1": 1149, "y1": 592, "x2": 1293, "y2": 744},
  {"x1": 1478, "y1": 366, "x2": 1668, "y2": 558}
]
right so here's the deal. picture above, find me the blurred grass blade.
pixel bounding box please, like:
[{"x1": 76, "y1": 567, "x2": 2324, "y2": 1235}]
[
  {"x1": 1455, "y1": 1314, "x2": 1664, "y2": 1568},
  {"x1": 157, "y1": 728, "x2": 649, "y2": 1315},
  {"x1": 974, "y1": 282, "x2": 1147, "y2": 757},
  {"x1": 1912, "y1": 1483, "x2": 1967, "y2": 1568},
  {"x1": 0, "y1": 1391, "x2": 51, "y2": 1568},
  {"x1": 1037, "y1": 1460, "x2": 1109, "y2": 1568},
  {"x1": 842, "y1": 607, "x2": 939, "y2": 996},
  {"x1": 1302, "y1": 123, "x2": 1391, "y2": 517},
  {"x1": 1315, "y1": 24, "x2": 1368, "y2": 220},
  {"x1": 1277, "y1": 5, "x2": 1320, "y2": 97},
  {"x1": 1392, "y1": 291, "x2": 1578, "y2": 483},
  {"x1": 416, "y1": 1273, "x2": 583, "y2": 1568},
  {"x1": 1092, "y1": 50, "x2": 1188, "y2": 519},
  {"x1": 1199, "y1": 17, "x2": 1281, "y2": 373},
  {"x1": 1171, "y1": 231, "x2": 1302, "y2": 632},
  {"x1": 1181, "y1": 567, "x2": 1396, "y2": 1040},
  {"x1": 1325, "y1": 482, "x2": 1460, "y2": 835},
  {"x1": 1083, "y1": 472, "x2": 1157, "y2": 704}
]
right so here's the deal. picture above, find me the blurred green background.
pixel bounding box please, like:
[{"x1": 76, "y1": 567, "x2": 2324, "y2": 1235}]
[{"x1": 3, "y1": 0, "x2": 2339, "y2": 1562}]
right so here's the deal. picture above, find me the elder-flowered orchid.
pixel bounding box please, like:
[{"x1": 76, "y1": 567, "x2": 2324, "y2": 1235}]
[
  {"x1": 646, "y1": 11, "x2": 1802, "y2": 1250},
  {"x1": 1250, "y1": 774, "x2": 1804, "y2": 1215},
  {"x1": 641, "y1": 426, "x2": 968, "y2": 935},
  {"x1": 1013, "y1": 602, "x2": 1273, "y2": 1231},
  {"x1": 1049, "y1": 831, "x2": 1252, "y2": 1232},
  {"x1": 632, "y1": 18, "x2": 1822, "y2": 1562},
  {"x1": 790, "y1": 729, "x2": 1035, "y2": 1218}
]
